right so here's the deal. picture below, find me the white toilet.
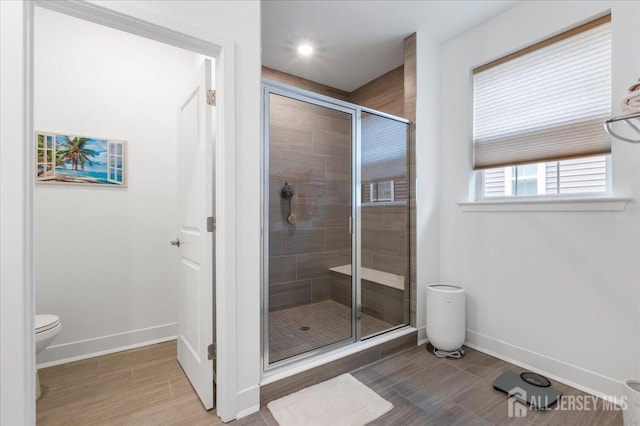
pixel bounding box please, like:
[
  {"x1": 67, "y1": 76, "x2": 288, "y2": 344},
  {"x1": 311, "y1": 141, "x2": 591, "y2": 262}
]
[{"x1": 35, "y1": 314, "x2": 61, "y2": 399}]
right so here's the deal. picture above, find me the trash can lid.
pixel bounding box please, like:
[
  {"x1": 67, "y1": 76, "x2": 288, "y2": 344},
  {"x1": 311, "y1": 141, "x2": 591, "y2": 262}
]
[{"x1": 426, "y1": 284, "x2": 464, "y2": 293}]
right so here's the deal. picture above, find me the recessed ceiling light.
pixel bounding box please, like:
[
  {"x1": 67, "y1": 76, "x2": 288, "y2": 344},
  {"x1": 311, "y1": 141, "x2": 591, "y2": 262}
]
[{"x1": 297, "y1": 43, "x2": 313, "y2": 57}]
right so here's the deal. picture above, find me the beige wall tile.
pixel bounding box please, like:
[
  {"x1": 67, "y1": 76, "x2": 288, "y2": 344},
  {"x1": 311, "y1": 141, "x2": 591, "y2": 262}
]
[
  {"x1": 269, "y1": 280, "x2": 313, "y2": 311},
  {"x1": 282, "y1": 228, "x2": 326, "y2": 255},
  {"x1": 269, "y1": 255, "x2": 297, "y2": 285},
  {"x1": 297, "y1": 251, "x2": 339, "y2": 279}
]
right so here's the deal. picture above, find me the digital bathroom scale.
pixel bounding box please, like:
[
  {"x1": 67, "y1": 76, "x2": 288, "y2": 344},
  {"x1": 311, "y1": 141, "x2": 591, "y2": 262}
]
[{"x1": 493, "y1": 370, "x2": 563, "y2": 409}]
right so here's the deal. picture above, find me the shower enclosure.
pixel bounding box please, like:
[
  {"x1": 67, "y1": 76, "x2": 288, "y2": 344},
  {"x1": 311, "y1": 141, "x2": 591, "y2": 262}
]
[{"x1": 263, "y1": 81, "x2": 411, "y2": 369}]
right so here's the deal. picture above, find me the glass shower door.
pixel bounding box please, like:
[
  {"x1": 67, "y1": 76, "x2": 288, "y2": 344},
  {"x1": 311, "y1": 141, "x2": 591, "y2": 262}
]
[
  {"x1": 265, "y1": 90, "x2": 355, "y2": 366},
  {"x1": 359, "y1": 111, "x2": 410, "y2": 338}
]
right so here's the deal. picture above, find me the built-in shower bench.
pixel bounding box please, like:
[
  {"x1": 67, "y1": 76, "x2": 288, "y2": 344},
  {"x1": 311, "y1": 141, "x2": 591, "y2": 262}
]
[{"x1": 329, "y1": 264, "x2": 406, "y2": 325}]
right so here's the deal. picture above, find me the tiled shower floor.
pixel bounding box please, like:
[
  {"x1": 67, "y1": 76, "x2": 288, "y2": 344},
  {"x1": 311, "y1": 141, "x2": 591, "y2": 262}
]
[{"x1": 268, "y1": 299, "x2": 394, "y2": 363}]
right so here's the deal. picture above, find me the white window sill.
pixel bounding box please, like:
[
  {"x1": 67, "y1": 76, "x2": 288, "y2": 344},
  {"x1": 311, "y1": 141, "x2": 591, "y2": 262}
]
[{"x1": 459, "y1": 197, "x2": 631, "y2": 212}]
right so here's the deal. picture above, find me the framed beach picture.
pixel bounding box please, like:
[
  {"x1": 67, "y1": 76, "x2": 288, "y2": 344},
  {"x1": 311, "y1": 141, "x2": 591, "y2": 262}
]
[{"x1": 36, "y1": 132, "x2": 127, "y2": 187}]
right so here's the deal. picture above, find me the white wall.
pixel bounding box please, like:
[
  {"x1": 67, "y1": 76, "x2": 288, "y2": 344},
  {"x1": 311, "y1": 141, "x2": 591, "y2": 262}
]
[
  {"x1": 34, "y1": 7, "x2": 204, "y2": 365},
  {"x1": 438, "y1": 0, "x2": 640, "y2": 398}
]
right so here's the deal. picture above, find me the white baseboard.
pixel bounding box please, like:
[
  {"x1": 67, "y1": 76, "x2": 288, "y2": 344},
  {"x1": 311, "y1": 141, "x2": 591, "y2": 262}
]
[
  {"x1": 465, "y1": 329, "x2": 625, "y2": 402},
  {"x1": 36, "y1": 322, "x2": 177, "y2": 368},
  {"x1": 236, "y1": 385, "x2": 260, "y2": 419}
]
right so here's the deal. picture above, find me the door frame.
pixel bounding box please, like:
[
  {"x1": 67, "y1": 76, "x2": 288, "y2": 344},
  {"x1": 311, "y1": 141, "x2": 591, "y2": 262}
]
[{"x1": 24, "y1": 1, "x2": 238, "y2": 421}]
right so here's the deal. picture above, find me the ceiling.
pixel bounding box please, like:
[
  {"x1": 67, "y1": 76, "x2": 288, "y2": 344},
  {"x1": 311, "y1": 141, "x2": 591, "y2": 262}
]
[{"x1": 262, "y1": 0, "x2": 518, "y2": 92}]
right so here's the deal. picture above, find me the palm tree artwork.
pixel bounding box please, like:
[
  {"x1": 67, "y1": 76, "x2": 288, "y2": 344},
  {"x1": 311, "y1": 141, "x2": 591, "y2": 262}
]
[
  {"x1": 56, "y1": 136, "x2": 97, "y2": 171},
  {"x1": 35, "y1": 132, "x2": 127, "y2": 186}
]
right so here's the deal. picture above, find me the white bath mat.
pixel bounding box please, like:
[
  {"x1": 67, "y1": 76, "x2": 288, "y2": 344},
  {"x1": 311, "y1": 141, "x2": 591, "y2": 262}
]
[{"x1": 267, "y1": 373, "x2": 393, "y2": 426}]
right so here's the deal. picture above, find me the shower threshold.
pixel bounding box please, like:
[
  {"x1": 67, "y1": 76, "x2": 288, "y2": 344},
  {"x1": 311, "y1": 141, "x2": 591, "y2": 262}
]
[{"x1": 262, "y1": 322, "x2": 416, "y2": 386}]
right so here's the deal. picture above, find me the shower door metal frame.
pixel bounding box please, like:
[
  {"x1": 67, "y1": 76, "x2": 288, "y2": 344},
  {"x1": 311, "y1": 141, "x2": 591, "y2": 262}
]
[{"x1": 261, "y1": 80, "x2": 410, "y2": 372}]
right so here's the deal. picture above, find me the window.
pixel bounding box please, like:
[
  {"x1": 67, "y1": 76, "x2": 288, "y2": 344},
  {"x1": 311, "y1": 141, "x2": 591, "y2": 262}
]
[
  {"x1": 107, "y1": 141, "x2": 125, "y2": 184},
  {"x1": 36, "y1": 133, "x2": 56, "y2": 181},
  {"x1": 473, "y1": 15, "x2": 612, "y2": 199},
  {"x1": 362, "y1": 179, "x2": 407, "y2": 204},
  {"x1": 483, "y1": 156, "x2": 608, "y2": 197}
]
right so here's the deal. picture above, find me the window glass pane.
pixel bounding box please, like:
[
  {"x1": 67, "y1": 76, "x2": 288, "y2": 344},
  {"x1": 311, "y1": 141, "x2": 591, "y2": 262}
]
[
  {"x1": 38, "y1": 135, "x2": 45, "y2": 149},
  {"x1": 38, "y1": 149, "x2": 45, "y2": 163},
  {"x1": 483, "y1": 156, "x2": 607, "y2": 197},
  {"x1": 109, "y1": 143, "x2": 114, "y2": 154},
  {"x1": 116, "y1": 170, "x2": 123, "y2": 182},
  {"x1": 514, "y1": 177, "x2": 537, "y2": 196},
  {"x1": 116, "y1": 156, "x2": 123, "y2": 168},
  {"x1": 47, "y1": 136, "x2": 53, "y2": 148},
  {"x1": 375, "y1": 181, "x2": 392, "y2": 201},
  {"x1": 116, "y1": 144, "x2": 123, "y2": 155}
]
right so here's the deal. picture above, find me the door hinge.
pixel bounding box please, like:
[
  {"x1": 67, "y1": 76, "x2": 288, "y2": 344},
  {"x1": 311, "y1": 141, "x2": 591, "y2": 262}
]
[
  {"x1": 207, "y1": 216, "x2": 216, "y2": 232},
  {"x1": 207, "y1": 89, "x2": 216, "y2": 106},
  {"x1": 207, "y1": 343, "x2": 216, "y2": 360}
]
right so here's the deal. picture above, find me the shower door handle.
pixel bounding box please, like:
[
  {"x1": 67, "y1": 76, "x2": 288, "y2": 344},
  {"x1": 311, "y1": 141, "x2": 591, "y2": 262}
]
[
  {"x1": 349, "y1": 216, "x2": 352, "y2": 234},
  {"x1": 170, "y1": 239, "x2": 180, "y2": 247}
]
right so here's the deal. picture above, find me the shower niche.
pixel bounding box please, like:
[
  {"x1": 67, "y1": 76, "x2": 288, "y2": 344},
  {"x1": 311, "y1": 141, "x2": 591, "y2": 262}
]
[{"x1": 263, "y1": 82, "x2": 411, "y2": 368}]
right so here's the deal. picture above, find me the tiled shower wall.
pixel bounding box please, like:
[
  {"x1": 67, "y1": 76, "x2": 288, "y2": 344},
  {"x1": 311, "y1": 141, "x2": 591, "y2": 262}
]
[
  {"x1": 268, "y1": 94, "x2": 353, "y2": 311},
  {"x1": 361, "y1": 205, "x2": 408, "y2": 277}
]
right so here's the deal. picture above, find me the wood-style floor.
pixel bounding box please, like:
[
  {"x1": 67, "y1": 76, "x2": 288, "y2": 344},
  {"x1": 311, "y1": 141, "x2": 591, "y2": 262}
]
[
  {"x1": 37, "y1": 340, "x2": 623, "y2": 425},
  {"x1": 37, "y1": 340, "x2": 224, "y2": 425}
]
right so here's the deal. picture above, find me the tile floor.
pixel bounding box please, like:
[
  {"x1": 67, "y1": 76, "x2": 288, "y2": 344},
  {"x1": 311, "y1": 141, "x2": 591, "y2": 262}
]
[
  {"x1": 37, "y1": 340, "x2": 624, "y2": 425},
  {"x1": 268, "y1": 299, "x2": 393, "y2": 363}
]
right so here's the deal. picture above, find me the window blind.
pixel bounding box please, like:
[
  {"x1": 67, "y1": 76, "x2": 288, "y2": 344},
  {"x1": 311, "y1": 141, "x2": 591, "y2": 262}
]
[{"x1": 473, "y1": 16, "x2": 611, "y2": 170}]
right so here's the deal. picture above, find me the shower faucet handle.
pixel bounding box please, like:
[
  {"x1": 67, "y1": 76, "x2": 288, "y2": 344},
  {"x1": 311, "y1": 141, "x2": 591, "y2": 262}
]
[
  {"x1": 281, "y1": 182, "x2": 295, "y2": 199},
  {"x1": 170, "y1": 239, "x2": 181, "y2": 247}
]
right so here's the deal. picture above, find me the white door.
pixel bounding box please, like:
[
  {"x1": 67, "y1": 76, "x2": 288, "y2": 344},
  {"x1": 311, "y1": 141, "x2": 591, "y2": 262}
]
[{"x1": 175, "y1": 58, "x2": 215, "y2": 410}]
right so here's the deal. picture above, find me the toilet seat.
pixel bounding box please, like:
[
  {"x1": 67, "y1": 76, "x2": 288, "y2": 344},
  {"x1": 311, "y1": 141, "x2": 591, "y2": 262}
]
[{"x1": 36, "y1": 314, "x2": 60, "y2": 334}]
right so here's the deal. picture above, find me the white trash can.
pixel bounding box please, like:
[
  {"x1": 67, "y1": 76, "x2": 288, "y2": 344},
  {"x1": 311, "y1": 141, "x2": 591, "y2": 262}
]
[
  {"x1": 426, "y1": 284, "x2": 465, "y2": 352},
  {"x1": 624, "y1": 379, "x2": 640, "y2": 426}
]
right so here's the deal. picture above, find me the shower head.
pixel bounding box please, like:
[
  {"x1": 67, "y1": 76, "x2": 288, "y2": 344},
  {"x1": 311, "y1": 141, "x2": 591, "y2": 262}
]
[{"x1": 281, "y1": 182, "x2": 295, "y2": 200}]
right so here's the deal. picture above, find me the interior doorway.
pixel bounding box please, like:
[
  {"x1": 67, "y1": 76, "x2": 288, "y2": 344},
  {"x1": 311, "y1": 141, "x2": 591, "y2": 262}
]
[{"x1": 31, "y1": 2, "x2": 225, "y2": 418}]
